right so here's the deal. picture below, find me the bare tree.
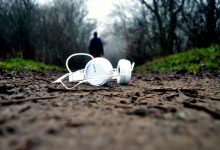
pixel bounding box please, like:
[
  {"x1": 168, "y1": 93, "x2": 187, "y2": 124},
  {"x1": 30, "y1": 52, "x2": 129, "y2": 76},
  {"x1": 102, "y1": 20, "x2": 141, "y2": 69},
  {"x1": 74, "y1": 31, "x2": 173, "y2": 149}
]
[
  {"x1": 0, "y1": 0, "x2": 95, "y2": 66},
  {"x1": 111, "y1": 0, "x2": 185, "y2": 64},
  {"x1": 109, "y1": 0, "x2": 220, "y2": 64},
  {"x1": 0, "y1": 0, "x2": 35, "y2": 58},
  {"x1": 110, "y1": 1, "x2": 152, "y2": 64},
  {"x1": 181, "y1": 0, "x2": 220, "y2": 48},
  {"x1": 140, "y1": 0, "x2": 185, "y2": 55}
]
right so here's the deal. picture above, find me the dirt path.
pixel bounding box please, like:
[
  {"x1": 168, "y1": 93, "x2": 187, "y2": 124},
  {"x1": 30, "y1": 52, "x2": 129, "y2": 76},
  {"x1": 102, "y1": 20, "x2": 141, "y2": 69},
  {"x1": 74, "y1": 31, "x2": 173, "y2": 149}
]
[{"x1": 0, "y1": 72, "x2": 220, "y2": 150}]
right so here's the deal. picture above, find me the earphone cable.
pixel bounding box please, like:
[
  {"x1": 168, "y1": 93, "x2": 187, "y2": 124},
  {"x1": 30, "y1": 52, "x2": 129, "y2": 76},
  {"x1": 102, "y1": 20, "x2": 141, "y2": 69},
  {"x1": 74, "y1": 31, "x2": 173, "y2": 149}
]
[{"x1": 66, "y1": 53, "x2": 94, "y2": 73}]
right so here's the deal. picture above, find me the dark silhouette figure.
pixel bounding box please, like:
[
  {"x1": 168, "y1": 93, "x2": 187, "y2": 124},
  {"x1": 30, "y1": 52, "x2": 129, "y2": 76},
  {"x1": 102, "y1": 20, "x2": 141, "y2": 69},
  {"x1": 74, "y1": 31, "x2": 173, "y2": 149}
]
[{"x1": 89, "y1": 32, "x2": 104, "y2": 57}]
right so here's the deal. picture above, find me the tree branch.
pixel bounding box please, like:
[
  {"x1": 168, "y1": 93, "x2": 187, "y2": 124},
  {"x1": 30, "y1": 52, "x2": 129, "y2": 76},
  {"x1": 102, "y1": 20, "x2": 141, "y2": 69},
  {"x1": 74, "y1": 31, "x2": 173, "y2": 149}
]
[
  {"x1": 140, "y1": 0, "x2": 154, "y2": 12},
  {"x1": 175, "y1": 0, "x2": 186, "y2": 14}
]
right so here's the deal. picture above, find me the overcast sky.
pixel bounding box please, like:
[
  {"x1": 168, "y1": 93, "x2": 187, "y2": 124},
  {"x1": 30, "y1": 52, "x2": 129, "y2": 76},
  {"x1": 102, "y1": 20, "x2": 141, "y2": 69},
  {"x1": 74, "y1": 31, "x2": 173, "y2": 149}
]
[{"x1": 87, "y1": 0, "x2": 114, "y2": 20}]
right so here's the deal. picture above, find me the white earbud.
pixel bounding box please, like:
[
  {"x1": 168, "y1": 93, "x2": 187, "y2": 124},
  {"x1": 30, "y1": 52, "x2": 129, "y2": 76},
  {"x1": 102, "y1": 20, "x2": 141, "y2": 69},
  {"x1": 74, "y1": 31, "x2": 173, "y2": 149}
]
[
  {"x1": 84, "y1": 57, "x2": 113, "y2": 86},
  {"x1": 117, "y1": 59, "x2": 132, "y2": 85},
  {"x1": 53, "y1": 53, "x2": 135, "y2": 89}
]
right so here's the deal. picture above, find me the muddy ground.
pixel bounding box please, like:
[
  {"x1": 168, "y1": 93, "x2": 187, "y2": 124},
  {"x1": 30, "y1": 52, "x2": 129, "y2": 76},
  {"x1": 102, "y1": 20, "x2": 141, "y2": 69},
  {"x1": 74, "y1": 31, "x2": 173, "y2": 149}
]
[{"x1": 0, "y1": 71, "x2": 220, "y2": 150}]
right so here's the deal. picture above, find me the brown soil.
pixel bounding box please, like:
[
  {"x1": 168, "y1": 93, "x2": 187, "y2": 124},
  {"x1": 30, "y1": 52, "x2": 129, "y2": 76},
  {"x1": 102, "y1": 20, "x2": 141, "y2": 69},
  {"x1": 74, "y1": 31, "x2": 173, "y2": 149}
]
[{"x1": 0, "y1": 72, "x2": 220, "y2": 150}]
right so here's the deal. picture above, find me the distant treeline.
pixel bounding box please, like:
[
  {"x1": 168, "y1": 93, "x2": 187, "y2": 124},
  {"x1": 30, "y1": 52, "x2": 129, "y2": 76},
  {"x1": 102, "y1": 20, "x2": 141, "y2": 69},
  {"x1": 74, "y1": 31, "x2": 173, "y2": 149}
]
[
  {"x1": 112, "y1": 0, "x2": 220, "y2": 64},
  {"x1": 0, "y1": 0, "x2": 95, "y2": 66},
  {"x1": 0, "y1": 0, "x2": 220, "y2": 66}
]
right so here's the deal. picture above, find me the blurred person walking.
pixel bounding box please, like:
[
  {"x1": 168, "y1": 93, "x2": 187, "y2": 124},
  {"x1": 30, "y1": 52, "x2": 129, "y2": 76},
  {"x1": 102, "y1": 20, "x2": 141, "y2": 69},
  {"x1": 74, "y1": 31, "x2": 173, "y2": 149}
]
[{"x1": 88, "y1": 32, "x2": 104, "y2": 57}]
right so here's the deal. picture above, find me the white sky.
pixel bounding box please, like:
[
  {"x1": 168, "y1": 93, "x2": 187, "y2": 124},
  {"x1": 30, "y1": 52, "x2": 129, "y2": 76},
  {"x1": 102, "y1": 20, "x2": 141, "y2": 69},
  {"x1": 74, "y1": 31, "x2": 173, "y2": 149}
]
[
  {"x1": 87, "y1": 0, "x2": 116, "y2": 32},
  {"x1": 87, "y1": 0, "x2": 114, "y2": 21},
  {"x1": 37, "y1": 0, "x2": 52, "y2": 5}
]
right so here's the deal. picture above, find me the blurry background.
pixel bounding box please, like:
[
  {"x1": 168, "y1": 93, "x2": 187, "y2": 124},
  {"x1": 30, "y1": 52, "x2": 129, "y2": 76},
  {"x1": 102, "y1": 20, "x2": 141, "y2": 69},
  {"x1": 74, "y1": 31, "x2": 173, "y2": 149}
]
[{"x1": 0, "y1": 0, "x2": 219, "y2": 67}]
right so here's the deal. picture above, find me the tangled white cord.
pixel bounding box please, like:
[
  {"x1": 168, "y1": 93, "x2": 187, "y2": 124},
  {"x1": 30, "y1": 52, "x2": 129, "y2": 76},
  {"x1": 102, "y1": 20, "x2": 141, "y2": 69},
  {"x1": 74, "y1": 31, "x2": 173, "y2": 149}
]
[{"x1": 53, "y1": 53, "x2": 135, "y2": 89}]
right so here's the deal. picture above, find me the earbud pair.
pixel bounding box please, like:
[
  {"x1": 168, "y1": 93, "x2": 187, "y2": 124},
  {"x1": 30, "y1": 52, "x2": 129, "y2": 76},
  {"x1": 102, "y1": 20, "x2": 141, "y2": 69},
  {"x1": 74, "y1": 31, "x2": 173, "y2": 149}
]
[{"x1": 53, "y1": 53, "x2": 135, "y2": 89}]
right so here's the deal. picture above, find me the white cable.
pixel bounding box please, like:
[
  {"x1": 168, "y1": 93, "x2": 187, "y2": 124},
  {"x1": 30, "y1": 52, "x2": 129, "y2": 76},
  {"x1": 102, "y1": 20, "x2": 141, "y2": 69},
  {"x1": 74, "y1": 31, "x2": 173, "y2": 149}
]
[
  {"x1": 66, "y1": 53, "x2": 94, "y2": 73},
  {"x1": 54, "y1": 53, "x2": 135, "y2": 89},
  {"x1": 52, "y1": 73, "x2": 71, "y2": 83}
]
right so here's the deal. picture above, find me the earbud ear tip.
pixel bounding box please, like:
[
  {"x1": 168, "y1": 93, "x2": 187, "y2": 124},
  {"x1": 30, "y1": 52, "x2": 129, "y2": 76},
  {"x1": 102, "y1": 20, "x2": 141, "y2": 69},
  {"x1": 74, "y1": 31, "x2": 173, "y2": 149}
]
[{"x1": 117, "y1": 59, "x2": 132, "y2": 85}]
